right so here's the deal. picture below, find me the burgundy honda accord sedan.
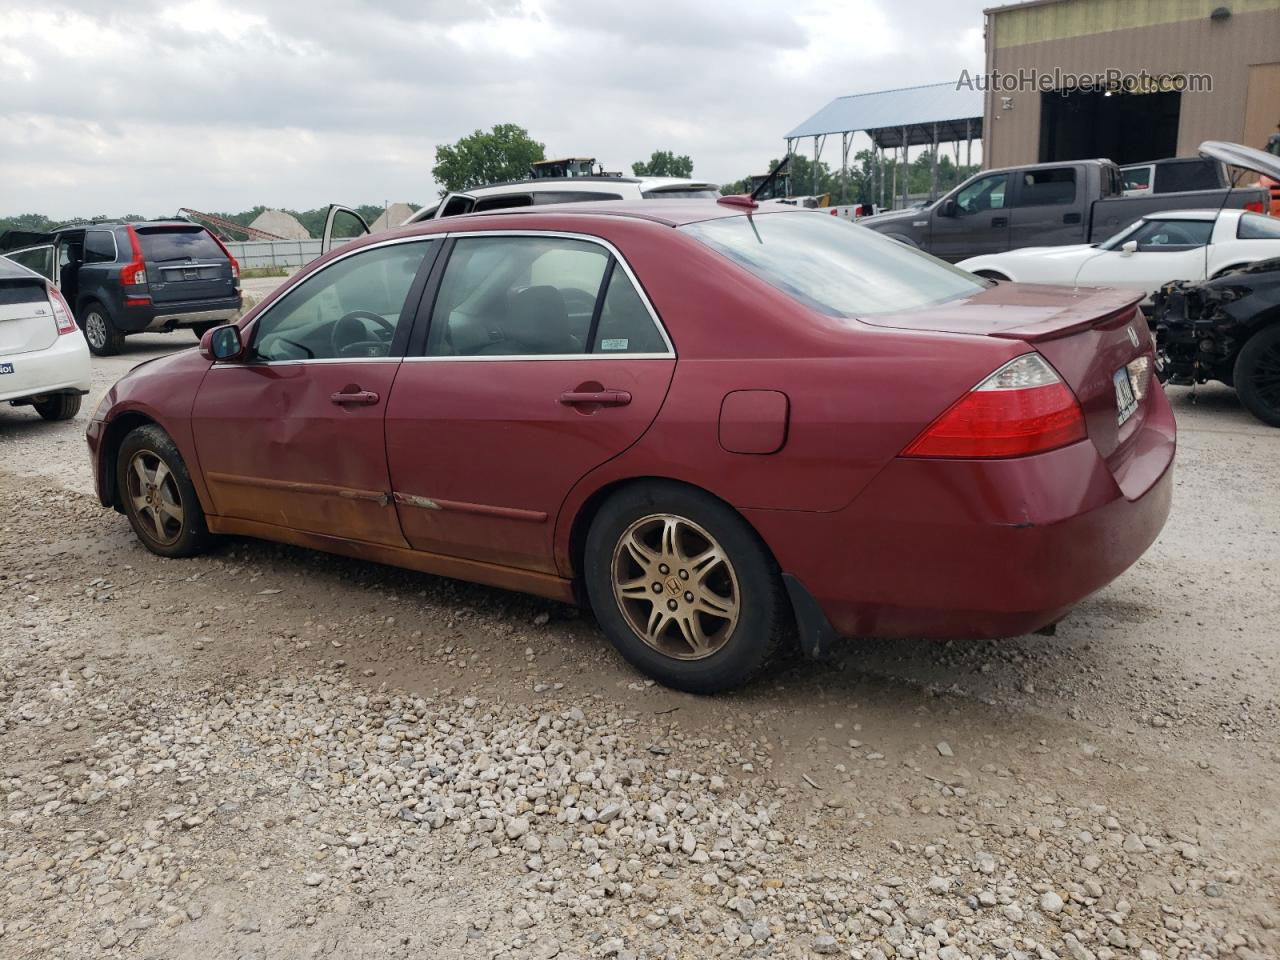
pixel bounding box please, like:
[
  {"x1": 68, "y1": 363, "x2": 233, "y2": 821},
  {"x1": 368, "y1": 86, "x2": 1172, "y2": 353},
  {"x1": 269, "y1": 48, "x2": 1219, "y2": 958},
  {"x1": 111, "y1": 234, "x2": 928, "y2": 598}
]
[{"x1": 86, "y1": 200, "x2": 1175, "y2": 692}]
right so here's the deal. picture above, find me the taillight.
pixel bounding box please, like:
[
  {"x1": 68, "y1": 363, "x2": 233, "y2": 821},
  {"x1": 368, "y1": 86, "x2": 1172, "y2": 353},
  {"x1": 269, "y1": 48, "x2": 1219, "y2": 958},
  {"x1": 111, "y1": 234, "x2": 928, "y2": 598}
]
[
  {"x1": 206, "y1": 230, "x2": 240, "y2": 287},
  {"x1": 1244, "y1": 201, "x2": 1265, "y2": 214},
  {"x1": 120, "y1": 226, "x2": 148, "y2": 287},
  {"x1": 902, "y1": 354, "x2": 1087, "y2": 459},
  {"x1": 47, "y1": 286, "x2": 78, "y2": 335}
]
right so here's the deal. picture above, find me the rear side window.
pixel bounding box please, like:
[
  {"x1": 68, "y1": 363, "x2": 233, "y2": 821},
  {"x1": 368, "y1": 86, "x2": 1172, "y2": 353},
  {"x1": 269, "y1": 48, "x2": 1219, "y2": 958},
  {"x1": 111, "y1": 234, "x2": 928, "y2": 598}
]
[
  {"x1": 423, "y1": 236, "x2": 668, "y2": 357},
  {"x1": 1122, "y1": 166, "x2": 1152, "y2": 193},
  {"x1": 1155, "y1": 160, "x2": 1221, "y2": 194},
  {"x1": 473, "y1": 194, "x2": 533, "y2": 212},
  {"x1": 1237, "y1": 213, "x2": 1280, "y2": 240},
  {"x1": 1018, "y1": 168, "x2": 1076, "y2": 206},
  {"x1": 84, "y1": 230, "x2": 117, "y2": 263},
  {"x1": 136, "y1": 227, "x2": 223, "y2": 262},
  {"x1": 534, "y1": 191, "x2": 624, "y2": 204},
  {"x1": 641, "y1": 188, "x2": 721, "y2": 199},
  {"x1": 682, "y1": 212, "x2": 985, "y2": 318},
  {"x1": 4, "y1": 246, "x2": 54, "y2": 280}
]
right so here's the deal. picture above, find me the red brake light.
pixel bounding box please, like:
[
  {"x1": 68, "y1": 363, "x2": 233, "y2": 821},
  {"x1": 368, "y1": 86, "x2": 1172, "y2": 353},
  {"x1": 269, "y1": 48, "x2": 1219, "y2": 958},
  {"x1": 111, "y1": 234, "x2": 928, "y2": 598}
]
[
  {"x1": 903, "y1": 354, "x2": 1087, "y2": 459},
  {"x1": 120, "y1": 225, "x2": 147, "y2": 286},
  {"x1": 47, "y1": 286, "x2": 78, "y2": 335},
  {"x1": 1244, "y1": 201, "x2": 1264, "y2": 214},
  {"x1": 206, "y1": 230, "x2": 240, "y2": 285}
]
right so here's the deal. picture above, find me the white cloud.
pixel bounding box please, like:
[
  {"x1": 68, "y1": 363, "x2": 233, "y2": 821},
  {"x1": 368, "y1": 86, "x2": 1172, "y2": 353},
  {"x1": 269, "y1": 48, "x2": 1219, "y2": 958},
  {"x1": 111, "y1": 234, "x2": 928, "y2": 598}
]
[{"x1": 0, "y1": 0, "x2": 989, "y2": 219}]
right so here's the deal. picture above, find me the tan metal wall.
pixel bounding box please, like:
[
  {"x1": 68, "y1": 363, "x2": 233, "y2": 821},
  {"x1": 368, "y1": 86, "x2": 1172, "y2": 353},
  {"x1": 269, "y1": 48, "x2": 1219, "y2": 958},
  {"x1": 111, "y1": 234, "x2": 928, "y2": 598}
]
[{"x1": 984, "y1": 1, "x2": 1280, "y2": 167}]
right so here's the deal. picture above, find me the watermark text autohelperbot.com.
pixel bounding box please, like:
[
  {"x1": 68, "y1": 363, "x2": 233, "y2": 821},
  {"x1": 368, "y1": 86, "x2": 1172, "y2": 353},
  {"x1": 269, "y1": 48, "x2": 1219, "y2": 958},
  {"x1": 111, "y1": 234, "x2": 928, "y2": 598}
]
[{"x1": 957, "y1": 68, "x2": 1212, "y2": 96}]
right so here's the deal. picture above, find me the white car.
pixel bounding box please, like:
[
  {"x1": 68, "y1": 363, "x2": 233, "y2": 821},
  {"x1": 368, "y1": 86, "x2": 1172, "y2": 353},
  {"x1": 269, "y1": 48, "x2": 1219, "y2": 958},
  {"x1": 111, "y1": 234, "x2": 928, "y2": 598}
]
[
  {"x1": 958, "y1": 209, "x2": 1280, "y2": 296},
  {"x1": 321, "y1": 175, "x2": 721, "y2": 252},
  {"x1": 0, "y1": 256, "x2": 91, "y2": 421}
]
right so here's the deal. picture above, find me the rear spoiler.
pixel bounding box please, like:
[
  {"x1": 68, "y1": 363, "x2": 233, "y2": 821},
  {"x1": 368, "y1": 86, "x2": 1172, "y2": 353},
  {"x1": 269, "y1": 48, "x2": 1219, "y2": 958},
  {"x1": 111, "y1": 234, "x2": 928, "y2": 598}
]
[{"x1": 990, "y1": 290, "x2": 1145, "y2": 343}]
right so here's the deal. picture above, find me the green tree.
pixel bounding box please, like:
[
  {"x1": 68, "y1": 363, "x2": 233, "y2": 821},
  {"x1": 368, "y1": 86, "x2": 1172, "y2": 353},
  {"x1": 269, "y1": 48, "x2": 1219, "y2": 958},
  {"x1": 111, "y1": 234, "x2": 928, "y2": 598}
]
[
  {"x1": 431, "y1": 124, "x2": 546, "y2": 195},
  {"x1": 631, "y1": 150, "x2": 694, "y2": 178}
]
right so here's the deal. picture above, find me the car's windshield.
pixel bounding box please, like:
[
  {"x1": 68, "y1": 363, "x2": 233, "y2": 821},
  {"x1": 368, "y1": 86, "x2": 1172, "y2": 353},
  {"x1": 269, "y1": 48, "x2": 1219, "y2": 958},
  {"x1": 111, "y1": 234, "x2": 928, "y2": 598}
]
[{"x1": 681, "y1": 212, "x2": 986, "y2": 317}]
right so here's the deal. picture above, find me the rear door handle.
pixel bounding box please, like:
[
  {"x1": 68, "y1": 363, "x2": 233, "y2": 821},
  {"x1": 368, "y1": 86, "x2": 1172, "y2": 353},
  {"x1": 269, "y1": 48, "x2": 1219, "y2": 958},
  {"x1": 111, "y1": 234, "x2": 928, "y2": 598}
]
[
  {"x1": 559, "y1": 389, "x2": 632, "y2": 407},
  {"x1": 330, "y1": 390, "x2": 380, "y2": 406},
  {"x1": 991, "y1": 217, "x2": 1008, "y2": 228}
]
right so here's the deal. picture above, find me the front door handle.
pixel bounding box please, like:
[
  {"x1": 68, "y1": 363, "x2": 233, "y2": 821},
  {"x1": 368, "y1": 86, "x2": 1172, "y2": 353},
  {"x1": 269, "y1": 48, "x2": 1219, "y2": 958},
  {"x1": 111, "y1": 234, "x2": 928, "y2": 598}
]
[
  {"x1": 330, "y1": 389, "x2": 380, "y2": 406},
  {"x1": 559, "y1": 389, "x2": 632, "y2": 407},
  {"x1": 991, "y1": 216, "x2": 1008, "y2": 228},
  {"x1": 1063, "y1": 212, "x2": 1082, "y2": 224}
]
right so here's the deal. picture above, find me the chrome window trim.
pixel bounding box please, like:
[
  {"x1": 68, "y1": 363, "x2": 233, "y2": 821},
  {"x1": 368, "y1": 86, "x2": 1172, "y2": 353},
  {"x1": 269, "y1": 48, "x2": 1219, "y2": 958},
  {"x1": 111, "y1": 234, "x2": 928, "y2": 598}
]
[
  {"x1": 418, "y1": 229, "x2": 675, "y2": 360},
  {"x1": 233, "y1": 234, "x2": 437, "y2": 366}
]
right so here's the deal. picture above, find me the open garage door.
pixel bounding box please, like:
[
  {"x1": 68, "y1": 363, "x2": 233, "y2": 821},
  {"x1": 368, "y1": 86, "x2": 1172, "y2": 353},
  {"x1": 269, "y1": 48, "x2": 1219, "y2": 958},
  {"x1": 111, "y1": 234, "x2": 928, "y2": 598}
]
[{"x1": 1039, "y1": 89, "x2": 1180, "y2": 166}]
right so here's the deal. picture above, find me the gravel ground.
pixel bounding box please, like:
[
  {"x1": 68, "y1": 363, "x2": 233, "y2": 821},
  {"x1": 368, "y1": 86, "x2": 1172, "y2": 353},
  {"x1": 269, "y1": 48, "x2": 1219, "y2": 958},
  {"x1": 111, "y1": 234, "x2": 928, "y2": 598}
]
[{"x1": 0, "y1": 333, "x2": 1277, "y2": 960}]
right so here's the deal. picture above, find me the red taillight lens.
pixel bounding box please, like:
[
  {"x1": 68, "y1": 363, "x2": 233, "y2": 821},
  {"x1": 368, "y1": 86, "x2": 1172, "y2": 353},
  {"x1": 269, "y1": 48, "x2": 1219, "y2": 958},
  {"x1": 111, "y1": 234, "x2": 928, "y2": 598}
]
[
  {"x1": 903, "y1": 354, "x2": 1087, "y2": 459},
  {"x1": 1244, "y1": 201, "x2": 1264, "y2": 214},
  {"x1": 206, "y1": 230, "x2": 240, "y2": 286},
  {"x1": 47, "y1": 286, "x2": 77, "y2": 335},
  {"x1": 120, "y1": 225, "x2": 147, "y2": 287}
]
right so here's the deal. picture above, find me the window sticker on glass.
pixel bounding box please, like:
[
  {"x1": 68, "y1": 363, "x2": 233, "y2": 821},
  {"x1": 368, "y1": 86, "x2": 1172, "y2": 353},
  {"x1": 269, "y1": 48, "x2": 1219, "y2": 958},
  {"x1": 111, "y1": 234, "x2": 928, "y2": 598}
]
[{"x1": 600, "y1": 338, "x2": 629, "y2": 351}]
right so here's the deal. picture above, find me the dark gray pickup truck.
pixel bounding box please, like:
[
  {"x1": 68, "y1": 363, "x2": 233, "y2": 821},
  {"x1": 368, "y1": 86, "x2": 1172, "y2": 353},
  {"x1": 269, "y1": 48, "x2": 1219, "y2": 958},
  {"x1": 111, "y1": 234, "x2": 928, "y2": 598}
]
[{"x1": 860, "y1": 152, "x2": 1269, "y2": 262}]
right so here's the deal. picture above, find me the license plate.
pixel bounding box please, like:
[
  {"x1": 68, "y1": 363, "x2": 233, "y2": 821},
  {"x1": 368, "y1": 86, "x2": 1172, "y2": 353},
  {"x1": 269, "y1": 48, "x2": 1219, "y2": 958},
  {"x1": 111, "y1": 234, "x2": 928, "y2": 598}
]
[
  {"x1": 0, "y1": 363, "x2": 13, "y2": 375},
  {"x1": 1113, "y1": 367, "x2": 1138, "y2": 426}
]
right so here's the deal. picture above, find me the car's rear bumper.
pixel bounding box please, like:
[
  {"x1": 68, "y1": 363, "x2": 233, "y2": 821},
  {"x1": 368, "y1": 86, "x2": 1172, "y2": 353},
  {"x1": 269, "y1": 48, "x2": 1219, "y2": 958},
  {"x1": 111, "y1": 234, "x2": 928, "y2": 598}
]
[
  {"x1": 117, "y1": 295, "x2": 242, "y2": 333},
  {"x1": 747, "y1": 384, "x2": 1176, "y2": 641},
  {"x1": 0, "y1": 333, "x2": 92, "y2": 404}
]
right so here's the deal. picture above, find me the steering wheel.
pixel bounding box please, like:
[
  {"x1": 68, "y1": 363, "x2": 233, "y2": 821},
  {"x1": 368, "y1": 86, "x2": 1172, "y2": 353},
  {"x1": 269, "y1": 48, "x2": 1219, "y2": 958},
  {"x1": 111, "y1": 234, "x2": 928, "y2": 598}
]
[{"x1": 331, "y1": 311, "x2": 395, "y2": 358}]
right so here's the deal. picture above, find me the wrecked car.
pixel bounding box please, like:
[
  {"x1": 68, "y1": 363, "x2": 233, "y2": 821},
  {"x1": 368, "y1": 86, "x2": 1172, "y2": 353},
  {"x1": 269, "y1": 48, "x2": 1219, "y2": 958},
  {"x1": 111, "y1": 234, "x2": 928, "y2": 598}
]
[{"x1": 1151, "y1": 254, "x2": 1280, "y2": 426}]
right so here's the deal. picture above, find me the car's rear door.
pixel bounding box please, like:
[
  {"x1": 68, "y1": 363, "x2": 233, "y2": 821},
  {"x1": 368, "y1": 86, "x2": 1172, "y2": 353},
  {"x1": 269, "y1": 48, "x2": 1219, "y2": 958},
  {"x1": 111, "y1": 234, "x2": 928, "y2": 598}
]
[
  {"x1": 1008, "y1": 166, "x2": 1085, "y2": 248},
  {"x1": 135, "y1": 225, "x2": 236, "y2": 306},
  {"x1": 385, "y1": 231, "x2": 676, "y2": 573},
  {"x1": 191, "y1": 237, "x2": 440, "y2": 545}
]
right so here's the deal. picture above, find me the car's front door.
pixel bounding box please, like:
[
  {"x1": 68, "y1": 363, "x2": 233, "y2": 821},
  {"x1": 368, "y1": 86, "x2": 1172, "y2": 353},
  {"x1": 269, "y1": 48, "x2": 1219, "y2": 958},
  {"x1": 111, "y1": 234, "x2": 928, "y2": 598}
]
[
  {"x1": 385, "y1": 233, "x2": 676, "y2": 573},
  {"x1": 1074, "y1": 218, "x2": 1213, "y2": 291},
  {"x1": 930, "y1": 172, "x2": 1012, "y2": 261},
  {"x1": 321, "y1": 205, "x2": 371, "y2": 255},
  {"x1": 191, "y1": 237, "x2": 439, "y2": 545}
]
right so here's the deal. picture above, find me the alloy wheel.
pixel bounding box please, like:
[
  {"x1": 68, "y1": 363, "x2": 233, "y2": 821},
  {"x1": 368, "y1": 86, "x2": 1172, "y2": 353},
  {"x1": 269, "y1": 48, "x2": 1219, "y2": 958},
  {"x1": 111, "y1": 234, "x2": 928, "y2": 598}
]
[
  {"x1": 125, "y1": 450, "x2": 184, "y2": 546},
  {"x1": 84, "y1": 311, "x2": 107, "y2": 351},
  {"x1": 610, "y1": 514, "x2": 740, "y2": 660}
]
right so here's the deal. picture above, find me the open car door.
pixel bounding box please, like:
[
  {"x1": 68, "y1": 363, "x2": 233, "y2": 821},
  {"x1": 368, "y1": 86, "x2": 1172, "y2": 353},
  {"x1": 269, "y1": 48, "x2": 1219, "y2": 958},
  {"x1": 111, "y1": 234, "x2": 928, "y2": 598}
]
[
  {"x1": 320, "y1": 205, "x2": 371, "y2": 256},
  {"x1": 2, "y1": 243, "x2": 56, "y2": 282}
]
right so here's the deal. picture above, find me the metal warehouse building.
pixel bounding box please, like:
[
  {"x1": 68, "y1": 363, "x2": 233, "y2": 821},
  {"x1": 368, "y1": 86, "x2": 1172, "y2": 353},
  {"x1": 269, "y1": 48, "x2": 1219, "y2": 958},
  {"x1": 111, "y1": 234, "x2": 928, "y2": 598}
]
[{"x1": 982, "y1": 0, "x2": 1280, "y2": 167}]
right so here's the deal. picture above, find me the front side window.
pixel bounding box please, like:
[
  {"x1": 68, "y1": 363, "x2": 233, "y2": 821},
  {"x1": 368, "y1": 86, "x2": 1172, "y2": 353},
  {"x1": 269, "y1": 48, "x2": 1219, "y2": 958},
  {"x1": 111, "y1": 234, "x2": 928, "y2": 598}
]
[
  {"x1": 1128, "y1": 219, "x2": 1213, "y2": 251},
  {"x1": 953, "y1": 173, "x2": 1007, "y2": 214},
  {"x1": 1017, "y1": 168, "x2": 1076, "y2": 206},
  {"x1": 84, "y1": 231, "x2": 117, "y2": 263},
  {"x1": 424, "y1": 235, "x2": 667, "y2": 357},
  {"x1": 1238, "y1": 213, "x2": 1280, "y2": 240},
  {"x1": 251, "y1": 241, "x2": 432, "y2": 361},
  {"x1": 682, "y1": 212, "x2": 986, "y2": 318}
]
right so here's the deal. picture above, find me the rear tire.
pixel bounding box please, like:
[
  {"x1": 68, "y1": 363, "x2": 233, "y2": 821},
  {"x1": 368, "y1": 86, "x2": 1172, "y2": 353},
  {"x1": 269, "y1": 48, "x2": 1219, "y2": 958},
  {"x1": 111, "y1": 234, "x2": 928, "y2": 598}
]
[
  {"x1": 583, "y1": 482, "x2": 788, "y2": 694},
  {"x1": 116, "y1": 424, "x2": 211, "y2": 558},
  {"x1": 81, "y1": 302, "x2": 123, "y2": 356},
  {"x1": 34, "y1": 393, "x2": 82, "y2": 421},
  {"x1": 1234, "y1": 325, "x2": 1280, "y2": 427}
]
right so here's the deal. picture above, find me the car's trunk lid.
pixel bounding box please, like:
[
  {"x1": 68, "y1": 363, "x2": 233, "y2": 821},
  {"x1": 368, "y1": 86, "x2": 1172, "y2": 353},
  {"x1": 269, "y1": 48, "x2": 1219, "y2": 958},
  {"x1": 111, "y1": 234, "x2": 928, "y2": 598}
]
[
  {"x1": 0, "y1": 275, "x2": 57, "y2": 356},
  {"x1": 860, "y1": 283, "x2": 1153, "y2": 469},
  {"x1": 137, "y1": 226, "x2": 236, "y2": 304}
]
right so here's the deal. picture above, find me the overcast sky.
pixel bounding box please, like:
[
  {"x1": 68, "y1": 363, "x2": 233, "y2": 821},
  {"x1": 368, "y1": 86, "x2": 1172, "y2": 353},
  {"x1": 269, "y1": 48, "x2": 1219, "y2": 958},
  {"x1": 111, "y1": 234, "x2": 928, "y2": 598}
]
[{"x1": 1, "y1": 0, "x2": 988, "y2": 219}]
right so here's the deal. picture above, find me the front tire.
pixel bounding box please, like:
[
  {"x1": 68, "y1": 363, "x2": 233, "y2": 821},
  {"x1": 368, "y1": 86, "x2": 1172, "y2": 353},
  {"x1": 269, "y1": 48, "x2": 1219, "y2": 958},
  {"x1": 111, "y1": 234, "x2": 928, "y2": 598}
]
[
  {"x1": 583, "y1": 482, "x2": 788, "y2": 693},
  {"x1": 81, "y1": 302, "x2": 124, "y2": 356},
  {"x1": 33, "y1": 393, "x2": 82, "y2": 421},
  {"x1": 1234, "y1": 325, "x2": 1280, "y2": 427},
  {"x1": 116, "y1": 424, "x2": 211, "y2": 557}
]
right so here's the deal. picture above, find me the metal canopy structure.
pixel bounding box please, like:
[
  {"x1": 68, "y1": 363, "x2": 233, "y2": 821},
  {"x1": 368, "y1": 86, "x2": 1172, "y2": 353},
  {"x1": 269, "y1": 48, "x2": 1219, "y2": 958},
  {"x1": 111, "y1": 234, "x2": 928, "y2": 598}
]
[{"x1": 785, "y1": 81, "x2": 985, "y2": 209}]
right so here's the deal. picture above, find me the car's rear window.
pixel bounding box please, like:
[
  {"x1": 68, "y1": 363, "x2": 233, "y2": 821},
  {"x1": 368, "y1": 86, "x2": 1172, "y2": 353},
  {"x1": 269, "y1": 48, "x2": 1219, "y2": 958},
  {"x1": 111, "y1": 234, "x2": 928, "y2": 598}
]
[
  {"x1": 681, "y1": 212, "x2": 986, "y2": 317},
  {"x1": 135, "y1": 227, "x2": 224, "y2": 262}
]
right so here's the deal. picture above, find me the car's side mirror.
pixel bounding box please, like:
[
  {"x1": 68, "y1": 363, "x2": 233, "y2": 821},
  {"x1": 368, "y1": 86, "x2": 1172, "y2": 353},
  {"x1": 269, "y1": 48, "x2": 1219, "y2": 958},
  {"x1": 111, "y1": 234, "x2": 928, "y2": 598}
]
[
  {"x1": 938, "y1": 199, "x2": 959, "y2": 218},
  {"x1": 1119, "y1": 240, "x2": 1138, "y2": 257},
  {"x1": 200, "y1": 324, "x2": 246, "y2": 362}
]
